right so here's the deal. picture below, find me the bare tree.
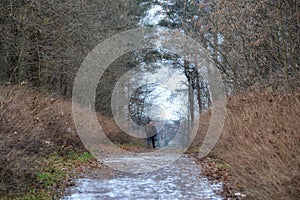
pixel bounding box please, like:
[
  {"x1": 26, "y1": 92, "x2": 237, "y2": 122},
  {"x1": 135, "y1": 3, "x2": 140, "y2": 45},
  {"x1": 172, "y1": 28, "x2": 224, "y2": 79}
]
[
  {"x1": 161, "y1": 0, "x2": 299, "y2": 93},
  {"x1": 0, "y1": 0, "x2": 145, "y2": 97}
]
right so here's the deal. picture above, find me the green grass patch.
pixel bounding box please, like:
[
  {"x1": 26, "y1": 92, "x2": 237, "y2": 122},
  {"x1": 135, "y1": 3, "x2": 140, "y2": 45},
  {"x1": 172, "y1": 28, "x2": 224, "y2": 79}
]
[
  {"x1": 186, "y1": 147, "x2": 201, "y2": 153},
  {"x1": 117, "y1": 142, "x2": 146, "y2": 149},
  {"x1": 9, "y1": 151, "x2": 96, "y2": 200},
  {"x1": 36, "y1": 172, "x2": 61, "y2": 188},
  {"x1": 216, "y1": 162, "x2": 230, "y2": 170},
  {"x1": 36, "y1": 151, "x2": 94, "y2": 188},
  {"x1": 66, "y1": 151, "x2": 94, "y2": 162}
]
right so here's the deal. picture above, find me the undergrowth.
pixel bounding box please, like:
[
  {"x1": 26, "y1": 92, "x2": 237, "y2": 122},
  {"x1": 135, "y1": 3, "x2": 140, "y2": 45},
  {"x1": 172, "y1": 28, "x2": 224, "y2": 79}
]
[
  {"x1": 6, "y1": 151, "x2": 95, "y2": 200},
  {"x1": 192, "y1": 92, "x2": 300, "y2": 199}
]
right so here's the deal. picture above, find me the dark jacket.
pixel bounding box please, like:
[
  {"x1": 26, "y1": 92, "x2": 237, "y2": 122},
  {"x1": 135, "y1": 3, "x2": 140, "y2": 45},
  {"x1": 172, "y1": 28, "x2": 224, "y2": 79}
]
[{"x1": 145, "y1": 122, "x2": 157, "y2": 138}]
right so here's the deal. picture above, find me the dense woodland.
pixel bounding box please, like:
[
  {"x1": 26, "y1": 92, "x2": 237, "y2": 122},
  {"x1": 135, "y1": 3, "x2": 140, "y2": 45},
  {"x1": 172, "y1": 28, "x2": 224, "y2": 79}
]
[
  {"x1": 0, "y1": 0, "x2": 145, "y2": 95},
  {"x1": 1, "y1": 0, "x2": 298, "y2": 113}
]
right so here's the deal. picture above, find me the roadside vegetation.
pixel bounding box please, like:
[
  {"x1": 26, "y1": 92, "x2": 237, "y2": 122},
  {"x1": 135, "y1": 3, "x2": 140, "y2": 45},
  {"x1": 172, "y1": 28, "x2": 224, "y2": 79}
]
[
  {"x1": 0, "y1": 84, "x2": 97, "y2": 199},
  {"x1": 190, "y1": 91, "x2": 300, "y2": 199},
  {"x1": 0, "y1": 0, "x2": 299, "y2": 199},
  {"x1": 12, "y1": 151, "x2": 95, "y2": 200}
]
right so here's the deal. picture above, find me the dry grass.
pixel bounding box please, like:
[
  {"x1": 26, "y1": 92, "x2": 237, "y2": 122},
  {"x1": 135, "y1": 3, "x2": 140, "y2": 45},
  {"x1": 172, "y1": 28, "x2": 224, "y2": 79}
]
[
  {"x1": 0, "y1": 84, "x2": 85, "y2": 195},
  {"x1": 97, "y1": 115, "x2": 145, "y2": 146},
  {"x1": 193, "y1": 92, "x2": 300, "y2": 199},
  {"x1": 0, "y1": 84, "x2": 144, "y2": 196},
  {"x1": 2, "y1": 84, "x2": 299, "y2": 199}
]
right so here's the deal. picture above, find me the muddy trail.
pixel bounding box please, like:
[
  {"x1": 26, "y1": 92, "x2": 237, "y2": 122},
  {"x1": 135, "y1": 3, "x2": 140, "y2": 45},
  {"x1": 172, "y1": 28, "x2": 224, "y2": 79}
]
[{"x1": 62, "y1": 154, "x2": 223, "y2": 200}]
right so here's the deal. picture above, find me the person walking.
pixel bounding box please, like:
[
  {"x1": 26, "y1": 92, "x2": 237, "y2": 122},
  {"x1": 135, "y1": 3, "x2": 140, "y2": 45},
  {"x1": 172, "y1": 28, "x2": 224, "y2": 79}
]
[{"x1": 145, "y1": 119, "x2": 158, "y2": 148}]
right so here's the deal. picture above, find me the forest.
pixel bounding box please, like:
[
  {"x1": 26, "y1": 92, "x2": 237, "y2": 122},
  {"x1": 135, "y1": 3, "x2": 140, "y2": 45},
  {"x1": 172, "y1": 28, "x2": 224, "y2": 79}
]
[{"x1": 0, "y1": 0, "x2": 299, "y2": 199}]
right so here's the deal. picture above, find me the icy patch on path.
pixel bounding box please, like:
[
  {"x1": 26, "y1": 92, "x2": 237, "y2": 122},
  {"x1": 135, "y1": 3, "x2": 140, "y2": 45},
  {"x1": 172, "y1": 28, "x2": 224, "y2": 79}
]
[
  {"x1": 103, "y1": 151, "x2": 181, "y2": 174},
  {"x1": 63, "y1": 154, "x2": 222, "y2": 200}
]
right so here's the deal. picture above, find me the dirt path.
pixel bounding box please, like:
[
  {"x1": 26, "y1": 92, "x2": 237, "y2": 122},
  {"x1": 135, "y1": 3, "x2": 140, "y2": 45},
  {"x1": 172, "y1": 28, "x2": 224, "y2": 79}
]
[{"x1": 62, "y1": 154, "x2": 222, "y2": 200}]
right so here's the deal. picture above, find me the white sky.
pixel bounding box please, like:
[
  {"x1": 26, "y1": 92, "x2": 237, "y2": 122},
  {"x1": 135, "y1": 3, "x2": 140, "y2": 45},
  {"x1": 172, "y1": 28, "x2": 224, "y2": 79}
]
[
  {"x1": 140, "y1": 64, "x2": 188, "y2": 120},
  {"x1": 139, "y1": 4, "x2": 165, "y2": 26},
  {"x1": 136, "y1": 0, "x2": 193, "y2": 120}
]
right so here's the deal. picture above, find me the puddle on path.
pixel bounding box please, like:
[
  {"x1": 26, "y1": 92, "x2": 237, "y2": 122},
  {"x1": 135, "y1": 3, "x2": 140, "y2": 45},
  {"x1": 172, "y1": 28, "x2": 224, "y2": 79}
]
[{"x1": 63, "y1": 154, "x2": 222, "y2": 200}]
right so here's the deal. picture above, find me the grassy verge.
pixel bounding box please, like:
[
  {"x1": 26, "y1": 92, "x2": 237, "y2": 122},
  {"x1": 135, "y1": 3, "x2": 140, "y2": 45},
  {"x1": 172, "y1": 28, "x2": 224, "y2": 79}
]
[
  {"x1": 3, "y1": 151, "x2": 96, "y2": 200},
  {"x1": 191, "y1": 92, "x2": 300, "y2": 199},
  {"x1": 116, "y1": 142, "x2": 150, "y2": 152}
]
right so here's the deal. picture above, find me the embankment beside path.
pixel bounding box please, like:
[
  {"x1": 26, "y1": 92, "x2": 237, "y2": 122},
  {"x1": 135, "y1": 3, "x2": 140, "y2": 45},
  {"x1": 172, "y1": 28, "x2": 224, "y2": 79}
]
[{"x1": 192, "y1": 92, "x2": 300, "y2": 199}]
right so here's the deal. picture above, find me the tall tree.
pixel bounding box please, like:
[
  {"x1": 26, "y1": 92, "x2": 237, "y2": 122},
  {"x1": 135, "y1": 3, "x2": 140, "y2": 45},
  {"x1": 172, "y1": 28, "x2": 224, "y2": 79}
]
[{"x1": 0, "y1": 0, "x2": 148, "y2": 97}]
